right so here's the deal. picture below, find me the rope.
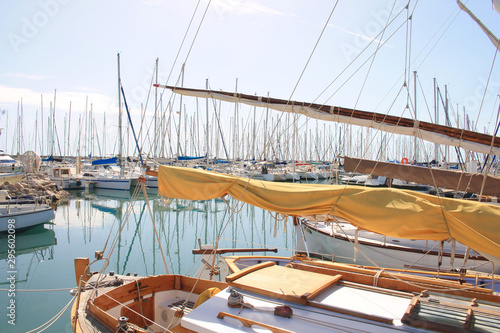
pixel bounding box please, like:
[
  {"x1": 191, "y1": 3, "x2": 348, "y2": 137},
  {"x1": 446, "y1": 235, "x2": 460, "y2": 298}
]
[
  {"x1": 25, "y1": 294, "x2": 76, "y2": 333},
  {"x1": 0, "y1": 287, "x2": 73, "y2": 292}
]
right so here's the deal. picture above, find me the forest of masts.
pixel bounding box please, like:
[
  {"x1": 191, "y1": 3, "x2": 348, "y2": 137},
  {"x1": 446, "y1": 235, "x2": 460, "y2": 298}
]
[{"x1": 4, "y1": 77, "x2": 488, "y2": 167}]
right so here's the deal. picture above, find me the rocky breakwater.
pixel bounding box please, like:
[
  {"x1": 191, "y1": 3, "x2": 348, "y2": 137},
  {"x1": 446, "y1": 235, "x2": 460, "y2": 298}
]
[{"x1": 1, "y1": 173, "x2": 69, "y2": 202}]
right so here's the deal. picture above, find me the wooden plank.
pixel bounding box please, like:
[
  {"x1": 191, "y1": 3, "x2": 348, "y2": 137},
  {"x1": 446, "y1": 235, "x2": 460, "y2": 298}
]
[
  {"x1": 217, "y1": 312, "x2": 293, "y2": 333},
  {"x1": 303, "y1": 274, "x2": 342, "y2": 301},
  {"x1": 225, "y1": 261, "x2": 275, "y2": 282},
  {"x1": 300, "y1": 260, "x2": 482, "y2": 290},
  {"x1": 94, "y1": 275, "x2": 175, "y2": 310},
  {"x1": 291, "y1": 262, "x2": 500, "y2": 302},
  {"x1": 464, "y1": 308, "x2": 474, "y2": 329},
  {"x1": 178, "y1": 277, "x2": 227, "y2": 294},
  {"x1": 192, "y1": 248, "x2": 278, "y2": 255},
  {"x1": 74, "y1": 258, "x2": 90, "y2": 286},
  {"x1": 401, "y1": 297, "x2": 419, "y2": 324},
  {"x1": 87, "y1": 301, "x2": 120, "y2": 332},
  {"x1": 120, "y1": 295, "x2": 155, "y2": 328},
  {"x1": 228, "y1": 265, "x2": 343, "y2": 305},
  {"x1": 229, "y1": 280, "x2": 308, "y2": 305}
]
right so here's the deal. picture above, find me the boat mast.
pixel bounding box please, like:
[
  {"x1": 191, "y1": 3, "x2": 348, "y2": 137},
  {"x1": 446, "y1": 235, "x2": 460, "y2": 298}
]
[
  {"x1": 154, "y1": 58, "x2": 159, "y2": 158},
  {"x1": 434, "y1": 78, "x2": 439, "y2": 162},
  {"x1": 206, "y1": 78, "x2": 209, "y2": 165},
  {"x1": 177, "y1": 64, "x2": 185, "y2": 159},
  {"x1": 117, "y1": 53, "x2": 123, "y2": 176},
  {"x1": 413, "y1": 71, "x2": 418, "y2": 162},
  {"x1": 68, "y1": 101, "x2": 72, "y2": 157}
]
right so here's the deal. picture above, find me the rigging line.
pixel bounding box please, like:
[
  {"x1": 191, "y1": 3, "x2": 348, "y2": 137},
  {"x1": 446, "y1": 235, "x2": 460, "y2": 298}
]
[
  {"x1": 354, "y1": 0, "x2": 399, "y2": 111},
  {"x1": 371, "y1": 1, "x2": 458, "y2": 115},
  {"x1": 136, "y1": 66, "x2": 156, "y2": 154},
  {"x1": 144, "y1": 0, "x2": 207, "y2": 162},
  {"x1": 287, "y1": 0, "x2": 339, "y2": 103},
  {"x1": 479, "y1": 101, "x2": 500, "y2": 198},
  {"x1": 411, "y1": 4, "x2": 461, "y2": 72},
  {"x1": 474, "y1": 44, "x2": 499, "y2": 133},
  {"x1": 279, "y1": 9, "x2": 409, "y2": 163},
  {"x1": 154, "y1": 0, "x2": 204, "y2": 110},
  {"x1": 162, "y1": 0, "x2": 212, "y2": 101},
  {"x1": 313, "y1": 3, "x2": 409, "y2": 105},
  {"x1": 323, "y1": 19, "x2": 408, "y2": 108},
  {"x1": 251, "y1": 1, "x2": 340, "y2": 164}
]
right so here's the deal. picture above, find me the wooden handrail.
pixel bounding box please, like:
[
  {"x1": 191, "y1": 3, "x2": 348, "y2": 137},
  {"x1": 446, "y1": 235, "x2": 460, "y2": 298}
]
[{"x1": 217, "y1": 312, "x2": 293, "y2": 333}]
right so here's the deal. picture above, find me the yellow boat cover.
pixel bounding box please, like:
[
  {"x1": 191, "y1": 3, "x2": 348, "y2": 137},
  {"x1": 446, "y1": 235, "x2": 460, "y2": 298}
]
[{"x1": 158, "y1": 165, "x2": 500, "y2": 258}]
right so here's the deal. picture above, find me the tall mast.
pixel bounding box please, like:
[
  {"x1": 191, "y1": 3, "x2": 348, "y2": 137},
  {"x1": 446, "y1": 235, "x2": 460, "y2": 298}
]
[
  {"x1": 118, "y1": 53, "x2": 123, "y2": 176},
  {"x1": 154, "y1": 58, "x2": 159, "y2": 158},
  {"x1": 68, "y1": 102, "x2": 72, "y2": 157},
  {"x1": 177, "y1": 64, "x2": 185, "y2": 159},
  {"x1": 40, "y1": 95, "x2": 44, "y2": 156},
  {"x1": 206, "y1": 78, "x2": 209, "y2": 164},
  {"x1": 434, "y1": 78, "x2": 438, "y2": 162},
  {"x1": 413, "y1": 71, "x2": 417, "y2": 162}
]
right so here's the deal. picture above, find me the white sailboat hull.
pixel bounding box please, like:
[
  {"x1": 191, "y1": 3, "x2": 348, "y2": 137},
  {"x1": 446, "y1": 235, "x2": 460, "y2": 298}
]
[
  {"x1": 0, "y1": 204, "x2": 55, "y2": 232},
  {"x1": 297, "y1": 220, "x2": 499, "y2": 274},
  {"x1": 129, "y1": 176, "x2": 159, "y2": 190}
]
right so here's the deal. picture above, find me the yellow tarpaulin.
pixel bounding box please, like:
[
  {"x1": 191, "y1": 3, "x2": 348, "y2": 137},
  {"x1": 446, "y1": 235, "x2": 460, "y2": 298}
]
[{"x1": 158, "y1": 165, "x2": 500, "y2": 258}]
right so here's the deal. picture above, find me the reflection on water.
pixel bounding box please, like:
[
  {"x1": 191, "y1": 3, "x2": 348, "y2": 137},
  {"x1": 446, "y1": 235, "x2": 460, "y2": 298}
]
[{"x1": 0, "y1": 187, "x2": 295, "y2": 332}]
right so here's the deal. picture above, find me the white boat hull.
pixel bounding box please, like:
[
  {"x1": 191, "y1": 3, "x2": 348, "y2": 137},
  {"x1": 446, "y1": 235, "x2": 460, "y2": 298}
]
[
  {"x1": 297, "y1": 220, "x2": 499, "y2": 274},
  {"x1": 129, "y1": 176, "x2": 159, "y2": 190},
  {"x1": 93, "y1": 177, "x2": 131, "y2": 190},
  {"x1": 0, "y1": 204, "x2": 55, "y2": 232}
]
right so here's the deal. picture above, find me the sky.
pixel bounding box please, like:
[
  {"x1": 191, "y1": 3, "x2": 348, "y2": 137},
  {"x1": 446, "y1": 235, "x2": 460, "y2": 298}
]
[{"x1": 0, "y1": 0, "x2": 499, "y2": 161}]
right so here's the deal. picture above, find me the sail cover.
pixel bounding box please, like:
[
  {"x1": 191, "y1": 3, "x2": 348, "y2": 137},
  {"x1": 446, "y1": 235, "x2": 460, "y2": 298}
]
[
  {"x1": 157, "y1": 85, "x2": 500, "y2": 155},
  {"x1": 344, "y1": 156, "x2": 500, "y2": 196},
  {"x1": 158, "y1": 165, "x2": 500, "y2": 258}
]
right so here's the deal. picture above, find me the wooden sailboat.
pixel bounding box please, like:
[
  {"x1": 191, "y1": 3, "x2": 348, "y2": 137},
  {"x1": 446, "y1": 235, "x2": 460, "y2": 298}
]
[{"x1": 71, "y1": 253, "x2": 500, "y2": 332}]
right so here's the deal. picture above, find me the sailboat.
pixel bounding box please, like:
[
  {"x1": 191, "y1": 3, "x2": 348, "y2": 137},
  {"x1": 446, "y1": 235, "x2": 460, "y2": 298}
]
[
  {"x1": 81, "y1": 54, "x2": 134, "y2": 192},
  {"x1": 0, "y1": 190, "x2": 55, "y2": 232}
]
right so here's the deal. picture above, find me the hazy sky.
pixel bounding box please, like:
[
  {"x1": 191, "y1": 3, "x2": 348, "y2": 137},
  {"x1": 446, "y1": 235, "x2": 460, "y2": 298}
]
[{"x1": 1, "y1": 0, "x2": 499, "y2": 158}]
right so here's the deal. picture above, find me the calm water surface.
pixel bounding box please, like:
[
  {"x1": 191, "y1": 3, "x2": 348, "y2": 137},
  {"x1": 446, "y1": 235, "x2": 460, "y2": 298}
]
[{"x1": 0, "y1": 188, "x2": 296, "y2": 332}]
